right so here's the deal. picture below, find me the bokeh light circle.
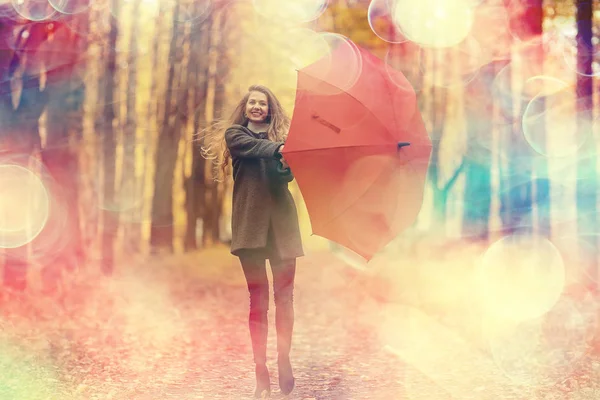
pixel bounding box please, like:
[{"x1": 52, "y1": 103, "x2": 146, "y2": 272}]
[
  {"x1": 11, "y1": 0, "x2": 57, "y2": 21},
  {"x1": 560, "y1": 33, "x2": 600, "y2": 77},
  {"x1": 492, "y1": 33, "x2": 574, "y2": 125},
  {"x1": 48, "y1": 0, "x2": 90, "y2": 14},
  {"x1": 291, "y1": 32, "x2": 363, "y2": 96},
  {"x1": 0, "y1": 164, "x2": 50, "y2": 249},
  {"x1": 522, "y1": 84, "x2": 594, "y2": 158},
  {"x1": 477, "y1": 233, "x2": 565, "y2": 322},
  {"x1": 392, "y1": 0, "x2": 474, "y2": 48},
  {"x1": 367, "y1": 0, "x2": 407, "y2": 44},
  {"x1": 288, "y1": 28, "x2": 332, "y2": 71}
]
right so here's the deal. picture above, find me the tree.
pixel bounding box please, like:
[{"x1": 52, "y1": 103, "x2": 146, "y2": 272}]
[
  {"x1": 97, "y1": 0, "x2": 120, "y2": 275},
  {"x1": 120, "y1": 0, "x2": 142, "y2": 252},
  {"x1": 184, "y1": 16, "x2": 212, "y2": 251},
  {"x1": 498, "y1": 0, "x2": 543, "y2": 236},
  {"x1": 202, "y1": 10, "x2": 230, "y2": 245},
  {"x1": 575, "y1": 0, "x2": 597, "y2": 290},
  {"x1": 0, "y1": 11, "x2": 59, "y2": 290},
  {"x1": 461, "y1": 62, "x2": 502, "y2": 240},
  {"x1": 41, "y1": 16, "x2": 88, "y2": 289},
  {"x1": 426, "y1": 87, "x2": 464, "y2": 231},
  {"x1": 527, "y1": 0, "x2": 550, "y2": 237},
  {"x1": 149, "y1": 0, "x2": 185, "y2": 251}
]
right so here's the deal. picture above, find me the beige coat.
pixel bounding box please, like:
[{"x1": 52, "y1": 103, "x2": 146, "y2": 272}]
[{"x1": 225, "y1": 124, "x2": 304, "y2": 260}]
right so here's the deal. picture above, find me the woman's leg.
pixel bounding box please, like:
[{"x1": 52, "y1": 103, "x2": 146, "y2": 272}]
[
  {"x1": 239, "y1": 251, "x2": 271, "y2": 397},
  {"x1": 270, "y1": 257, "x2": 296, "y2": 394}
]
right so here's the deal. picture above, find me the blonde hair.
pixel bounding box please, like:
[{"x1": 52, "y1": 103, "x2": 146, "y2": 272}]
[{"x1": 199, "y1": 85, "x2": 290, "y2": 181}]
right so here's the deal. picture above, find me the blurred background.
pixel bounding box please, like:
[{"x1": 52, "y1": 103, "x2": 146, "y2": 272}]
[
  {"x1": 2, "y1": 0, "x2": 599, "y2": 289},
  {"x1": 1, "y1": 0, "x2": 600, "y2": 398}
]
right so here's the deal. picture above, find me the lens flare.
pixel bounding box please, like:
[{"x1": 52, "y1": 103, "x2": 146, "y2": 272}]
[
  {"x1": 11, "y1": 0, "x2": 57, "y2": 21},
  {"x1": 252, "y1": 0, "x2": 327, "y2": 25},
  {"x1": 392, "y1": 0, "x2": 474, "y2": 48},
  {"x1": 292, "y1": 32, "x2": 363, "y2": 96},
  {"x1": 484, "y1": 294, "x2": 597, "y2": 387},
  {"x1": 48, "y1": 0, "x2": 90, "y2": 14},
  {"x1": 477, "y1": 233, "x2": 565, "y2": 323},
  {"x1": 367, "y1": 0, "x2": 407, "y2": 44},
  {"x1": 0, "y1": 164, "x2": 50, "y2": 249},
  {"x1": 522, "y1": 85, "x2": 594, "y2": 158},
  {"x1": 382, "y1": 304, "x2": 520, "y2": 399}
]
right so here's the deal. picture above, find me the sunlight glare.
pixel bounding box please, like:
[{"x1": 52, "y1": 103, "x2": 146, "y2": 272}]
[
  {"x1": 0, "y1": 164, "x2": 50, "y2": 249},
  {"x1": 381, "y1": 304, "x2": 517, "y2": 399},
  {"x1": 477, "y1": 234, "x2": 565, "y2": 323},
  {"x1": 367, "y1": 0, "x2": 407, "y2": 43},
  {"x1": 252, "y1": 0, "x2": 328, "y2": 25},
  {"x1": 392, "y1": 0, "x2": 474, "y2": 48}
]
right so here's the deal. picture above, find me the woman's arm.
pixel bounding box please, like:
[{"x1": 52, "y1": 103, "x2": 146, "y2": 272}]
[
  {"x1": 275, "y1": 161, "x2": 294, "y2": 183},
  {"x1": 225, "y1": 127, "x2": 283, "y2": 159},
  {"x1": 266, "y1": 158, "x2": 294, "y2": 184}
]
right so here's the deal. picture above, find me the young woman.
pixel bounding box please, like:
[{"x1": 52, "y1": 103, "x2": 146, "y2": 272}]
[{"x1": 208, "y1": 84, "x2": 304, "y2": 397}]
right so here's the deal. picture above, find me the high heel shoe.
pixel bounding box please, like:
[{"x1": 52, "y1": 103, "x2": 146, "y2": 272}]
[
  {"x1": 277, "y1": 355, "x2": 295, "y2": 395},
  {"x1": 254, "y1": 363, "x2": 271, "y2": 398}
]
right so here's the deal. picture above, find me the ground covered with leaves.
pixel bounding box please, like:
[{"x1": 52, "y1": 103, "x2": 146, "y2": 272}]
[{"x1": 1, "y1": 245, "x2": 600, "y2": 399}]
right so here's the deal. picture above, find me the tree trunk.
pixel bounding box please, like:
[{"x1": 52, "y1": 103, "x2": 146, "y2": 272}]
[
  {"x1": 120, "y1": 0, "x2": 142, "y2": 253},
  {"x1": 184, "y1": 17, "x2": 212, "y2": 251},
  {"x1": 0, "y1": 19, "x2": 51, "y2": 290},
  {"x1": 527, "y1": 0, "x2": 550, "y2": 237},
  {"x1": 499, "y1": 1, "x2": 534, "y2": 236},
  {"x1": 425, "y1": 53, "x2": 464, "y2": 232},
  {"x1": 42, "y1": 19, "x2": 88, "y2": 289},
  {"x1": 98, "y1": 0, "x2": 120, "y2": 275},
  {"x1": 138, "y1": 0, "x2": 166, "y2": 234},
  {"x1": 575, "y1": 0, "x2": 597, "y2": 290},
  {"x1": 462, "y1": 62, "x2": 497, "y2": 240},
  {"x1": 150, "y1": 0, "x2": 184, "y2": 251},
  {"x1": 203, "y1": 10, "x2": 230, "y2": 245},
  {"x1": 425, "y1": 54, "x2": 445, "y2": 228}
]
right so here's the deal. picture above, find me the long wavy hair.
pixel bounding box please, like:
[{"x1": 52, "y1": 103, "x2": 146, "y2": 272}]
[{"x1": 199, "y1": 85, "x2": 290, "y2": 181}]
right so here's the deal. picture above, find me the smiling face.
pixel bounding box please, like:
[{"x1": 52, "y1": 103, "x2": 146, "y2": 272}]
[{"x1": 245, "y1": 91, "x2": 269, "y2": 123}]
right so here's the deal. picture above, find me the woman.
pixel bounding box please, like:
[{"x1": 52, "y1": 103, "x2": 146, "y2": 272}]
[{"x1": 209, "y1": 84, "x2": 304, "y2": 398}]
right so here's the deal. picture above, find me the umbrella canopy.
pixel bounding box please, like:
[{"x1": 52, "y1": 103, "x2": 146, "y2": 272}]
[{"x1": 282, "y1": 42, "x2": 432, "y2": 261}]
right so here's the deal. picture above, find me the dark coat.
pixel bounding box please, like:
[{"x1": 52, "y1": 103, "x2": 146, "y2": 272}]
[{"x1": 225, "y1": 124, "x2": 304, "y2": 260}]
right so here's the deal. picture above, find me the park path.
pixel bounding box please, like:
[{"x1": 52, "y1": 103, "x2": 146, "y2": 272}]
[{"x1": 0, "y1": 246, "x2": 599, "y2": 399}]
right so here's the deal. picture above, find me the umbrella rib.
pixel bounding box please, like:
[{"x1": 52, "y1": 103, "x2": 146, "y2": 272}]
[{"x1": 298, "y1": 70, "x2": 398, "y2": 143}]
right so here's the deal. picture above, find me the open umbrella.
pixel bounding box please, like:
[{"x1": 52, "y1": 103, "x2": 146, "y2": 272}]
[{"x1": 282, "y1": 41, "x2": 432, "y2": 261}]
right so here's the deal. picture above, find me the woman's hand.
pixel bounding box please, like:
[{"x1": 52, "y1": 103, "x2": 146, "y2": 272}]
[{"x1": 278, "y1": 144, "x2": 289, "y2": 169}]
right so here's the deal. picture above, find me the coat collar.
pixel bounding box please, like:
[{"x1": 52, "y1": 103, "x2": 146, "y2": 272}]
[{"x1": 231, "y1": 124, "x2": 268, "y2": 139}]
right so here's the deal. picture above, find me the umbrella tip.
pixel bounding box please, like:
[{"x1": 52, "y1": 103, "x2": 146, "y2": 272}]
[{"x1": 397, "y1": 142, "x2": 411, "y2": 150}]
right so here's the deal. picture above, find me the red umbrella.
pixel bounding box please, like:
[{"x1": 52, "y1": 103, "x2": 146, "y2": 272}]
[{"x1": 282, "y1": 42, "x2": 432, "y2": 261}]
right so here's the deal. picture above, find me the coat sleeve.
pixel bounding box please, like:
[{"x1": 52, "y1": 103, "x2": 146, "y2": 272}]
[
  {"x1": 225, "y1": 127, "x2": 283, "y2": 159},
  {"x1": 266, "y1": 159, "x2": 294, "y2": 184},
  {"x1": 275, "y1": 161, "x2": 294, "y2": 183}
]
